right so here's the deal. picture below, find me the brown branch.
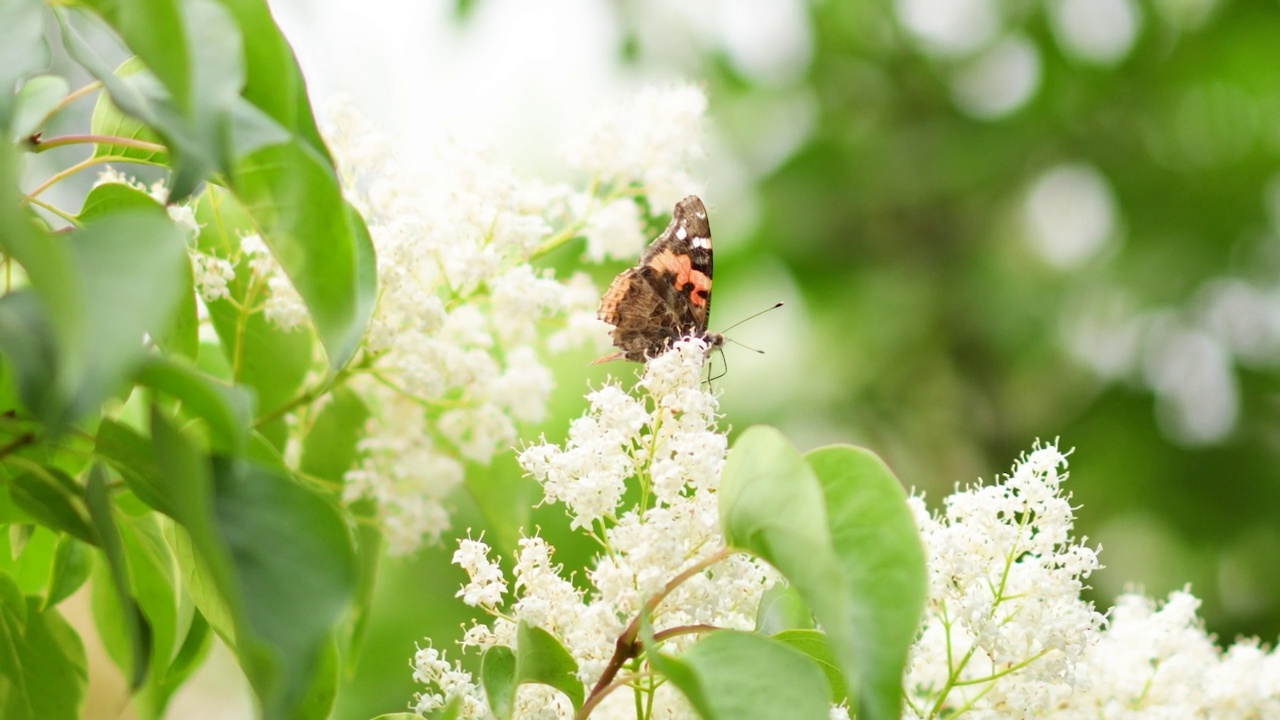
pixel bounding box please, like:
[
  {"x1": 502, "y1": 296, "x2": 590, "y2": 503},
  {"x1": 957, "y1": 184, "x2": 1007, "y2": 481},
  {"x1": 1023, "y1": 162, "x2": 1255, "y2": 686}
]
[
  {"x1": 0, "y1": 433, "x2": 35, "y2": 459},
  {"x1": 575, "y1": 547, "x2": 733, "y2": 720}
]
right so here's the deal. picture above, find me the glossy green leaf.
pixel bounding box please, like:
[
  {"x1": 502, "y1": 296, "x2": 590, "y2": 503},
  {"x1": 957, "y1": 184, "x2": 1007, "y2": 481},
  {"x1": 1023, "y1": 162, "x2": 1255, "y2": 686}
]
[
  {"x1": 147, "y1": 408, "x2": 237, "y2": 646},
  {"x1": 76, "y1": 180, "x2": 163, "y2": 223},
  {"x1": 292, "y1": 639, "x2": 341, "y2": 720},
  {"x1": 84, "y1": 465, "x2": 152, "y2": 689},
  {"x1": 11, "y1": 75, "x2": 70, "y2": 142},
  {"x1": 119, "y1": 513, "x2": 182, "y2": 717},
  {"x1": 95, "y1": 419, "x2": 164, "y2": 511},
  {"x1": 0, "y1": 211, "x2": 188, "y2": 429},
  {"x1": 718, "y1": 427, "x2": 855, "y2": 693},
  {"x1": 135, "y1": 358, "x2": 254, "y2": 454},
  {"x1": 479, "y1": 624, "x2": 583, "y2": 718},
  {"x1": 0, "y1": 293, "x2": 58, "y2": 423},
  {"x1": 772, "y1": 629, "x2": 850, "y2": 705},
  {"x1": 754, "y1": 582, "x2": 813, "y2": 635},
  {"x1": 75, "y1": 1, "x2": 189, "y2": 107},
  {"x1": 0, "y1": 573, "x2": 88, "y2": 720},
  {"x1": 650, "y1": 630, "x2": 830, "y2": 720},
  {"x1": 481, "y1": 645, "x2": 516, "y2": 720},
  {"x1": 44, "y1": 536, "x2": 91, "y2": 608},
  {"x1": 514, "y1": 621, "x2": 582, "y2": 710},
  {"x1": 156, "y1": 250, "x2": 199, "y2": 360},
  {"x1": 88, "y1": 58, "x2": 168, "y2": 165},
  {"x1": 231, "y1": 143, "x2": 377, "y2": 368},
  {"x1": 209, "y1": 456, "x2": 356, "y2": 719},
  {"x1": 806, "y1": 445, "x2": 926, "y2": 720},
  {"x1": 344, "y1": 499, "x2": 382, "y2": 666},
  {"x1": 299, "y1": 385, "x2": 369, "y2": 487},
  {"x1": 161, "y1": 611, "x2": 212, "y2": 700},
  {"x1": 211, "y1": 0, "x2": 330, "y2": 160},
  {"x1": 0, "y1": 0, "x2": 48, "y2": 135},
  {"x1": 59, "y1": 2, "x2": 243, "y2": 198},
  {"x1": 4, "y1": 526, "x2": 56, "y2": 597},
  {"x1": 9, "y1": 467, "x2": 95, "y2": 546}
]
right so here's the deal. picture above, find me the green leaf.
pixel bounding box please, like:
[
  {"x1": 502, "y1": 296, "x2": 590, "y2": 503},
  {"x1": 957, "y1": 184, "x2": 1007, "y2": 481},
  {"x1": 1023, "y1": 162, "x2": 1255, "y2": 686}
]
[
  {"x1": 44, "y1": 536, "x2": 91, "y2": 609},
  {"x1": 718, "y1": 427, "x2": 855, "y2": 693},
  {"x1": 771, "y1": 629, "x2": 850, "y2": 705},
  {"x1": 209, "y1": 456, "x2": 356, "y2": 720},
  {"x1": 118, "y1": 513, "x2": 181, "y2": 717},
  {"x1": 210, "y1": 0, "x2": 331, "y2": 161},
  {"x1": 481, "y1": 645, "x2": 516, "y2": 720},
  {"x1": 135, "y1": 358, "x2": 254, "y2": 454},
  {"x1": 650, "y1": 630, "x2": 830, "y2": 720},
  {"x1": 8, "y1": 467, "x2": 96, "y2": 546},
  {"x1": 59, "y1": 2, "x2": 243, "y2": 198},
  {"x1": 230, "y1": 143, "x2": 377, "y2": 368},
  {"x1": 0, "y1": 292, "x2": 59, "y2": 423},
  {"x1": 805, "y1": 445, "x2": 926, "y2": 720},
  {"x1": 147, "y1": 408, "x2": 237, "y2": 645},
  {"x1": 0, "y1": 211, "x2": 188, "y2": 430},
  {"x1": 84, "y1": 465, "x2": 152, "y2": 689},
  {"x1": 344, "y1": 499, "x2": 382, "y2": 666},
  {"x1": 76, "y1": 181, "x2": 164, "y2": 223},
  {"x1": 3, "y1": 526, "x2": 57, "y2": 597},
  {"x1": 11, "y1": 75, "x2": 70, "y2": 142},
  {"x1": 161, "y1": 610, "x2": 212, "y2": 699},
  {"x1": 95, "y1": 419, "x2": 163, "y2": 511},
  {"x1": 299, "y1": 386, "x2": 368, "y2": 486},
  {"x1": 291, "y1": 638, "x2": 340, "y2": 720},
  {"x1": 514, "y1": 621, "x2": 582, "y2": 710},
  {"x1": 480, "y1": 623, "x2": 583, "y2": 718},
  {"x1": 156, "y1": 250, "x2": 199, "y2": 360},
  {"x1": 754, "y1": 582, "x2": 813, "y2": 635},
  {"x1": 88, "y1": 58, "x2": 168, "y2": 165},
  {"x1": 0, "y1": 0, "x2": 49, "y2": 136},
  {"x1": 0, "y1": 573, "x2": 88, "y2": 720}
]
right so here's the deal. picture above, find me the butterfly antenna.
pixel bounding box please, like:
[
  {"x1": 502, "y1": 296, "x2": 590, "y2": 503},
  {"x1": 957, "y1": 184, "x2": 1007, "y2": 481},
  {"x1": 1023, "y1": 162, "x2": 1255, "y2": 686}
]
[
  {"x1": 720, "y1": 301, "x2": 784, "y2": 334},
  {"x1": 707, "y1": 346, "x2": 728, "y2": 385},
  {"x1": 726, "y1": 338, "x2": 765, "y2": 354}
]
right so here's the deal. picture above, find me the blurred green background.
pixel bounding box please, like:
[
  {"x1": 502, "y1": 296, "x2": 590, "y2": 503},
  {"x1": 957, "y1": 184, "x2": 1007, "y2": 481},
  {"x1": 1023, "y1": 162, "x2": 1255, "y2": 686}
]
[{"x1": 272, "y1": 0, "x2": 1280, "y2": 716}]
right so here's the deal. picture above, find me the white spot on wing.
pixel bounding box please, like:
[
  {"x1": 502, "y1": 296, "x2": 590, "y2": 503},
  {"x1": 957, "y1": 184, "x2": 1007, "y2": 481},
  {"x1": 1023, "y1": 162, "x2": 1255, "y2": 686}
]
[
  {"x1": 692, "y1": 236, "x2": 711, "y2": 249},
  {"x1": 676, "y1": 225, "x2": 688, "y2": 240}
]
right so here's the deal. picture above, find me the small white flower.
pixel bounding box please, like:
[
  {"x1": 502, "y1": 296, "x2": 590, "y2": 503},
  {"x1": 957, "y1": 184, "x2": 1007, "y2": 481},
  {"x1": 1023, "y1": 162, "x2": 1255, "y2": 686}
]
[
  {"x1": 167, "y1": 204, "x2": 200, "y2": 237},
  {"x1": 453, "y1": 536, "x2": 507, "y2": 610},
  {"x1": 189, "y1": 252, "x2": 236, "y2": 303},
  {"x1": 238, "y1": 232, "x2": 275, "y2": 279}
]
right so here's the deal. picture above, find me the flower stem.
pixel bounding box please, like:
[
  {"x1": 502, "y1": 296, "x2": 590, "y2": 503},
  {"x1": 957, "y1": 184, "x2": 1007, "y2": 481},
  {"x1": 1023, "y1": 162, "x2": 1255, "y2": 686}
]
[{"x1": 32, "y1": 134, "x2": 166, "y2": 155}]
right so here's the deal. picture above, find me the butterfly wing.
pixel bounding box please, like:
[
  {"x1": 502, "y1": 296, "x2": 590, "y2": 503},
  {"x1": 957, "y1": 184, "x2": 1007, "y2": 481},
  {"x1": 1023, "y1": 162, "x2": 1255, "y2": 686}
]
[{"x1": 594, "y1": 195, "x2": 715, "y2": 363}]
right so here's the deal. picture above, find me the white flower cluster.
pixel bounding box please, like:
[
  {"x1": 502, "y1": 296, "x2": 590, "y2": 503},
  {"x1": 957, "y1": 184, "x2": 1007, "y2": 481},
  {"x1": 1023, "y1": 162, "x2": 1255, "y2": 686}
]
[
  {"x1": 412, "y1": 339, "x2": 779, "y2": 719},
  {"x1": 1059, "y1": 590, "x2": 1280, "y2": 717},
  {"x1": 905, "y1": 443, "x2": 1106, "y2": 717},
  {"x1": 906, "y1": 443, "x2": 1280, "y2": 718},
  {"x1": 562, "y1": 83, "x2": 707, "y2": 212},
  {"x1": 324, "y1": 85, "x2": 708, "y2": 554}
]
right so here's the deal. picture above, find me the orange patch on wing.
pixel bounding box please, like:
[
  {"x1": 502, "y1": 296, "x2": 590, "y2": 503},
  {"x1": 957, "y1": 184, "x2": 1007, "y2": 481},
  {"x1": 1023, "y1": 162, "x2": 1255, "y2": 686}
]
[{"x1": 647, "y1": 250, "x2": 712, "y2": 307}]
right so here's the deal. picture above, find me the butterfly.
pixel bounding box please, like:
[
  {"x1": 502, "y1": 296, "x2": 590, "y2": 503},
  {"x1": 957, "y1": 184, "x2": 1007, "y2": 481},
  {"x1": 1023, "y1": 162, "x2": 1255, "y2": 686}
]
[{"x1": 593, "y1": 195, "x2": 724, "y2": 364}]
